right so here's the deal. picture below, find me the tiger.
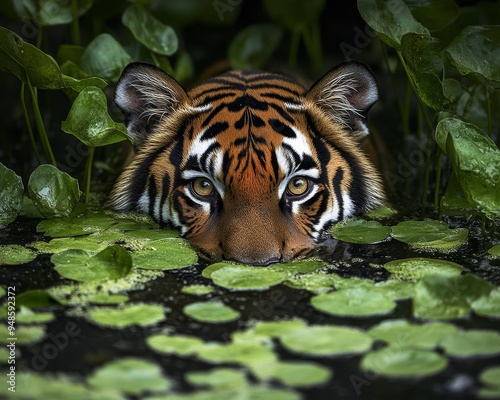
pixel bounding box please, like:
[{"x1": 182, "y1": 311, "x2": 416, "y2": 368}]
[{"x1": 107, "y1": 60, "x2": 385, "y2": 265}]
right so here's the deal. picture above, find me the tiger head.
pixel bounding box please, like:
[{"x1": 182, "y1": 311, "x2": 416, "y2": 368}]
[{"x1": 108, "y1": 61, "x2": 385, "y2": 265}]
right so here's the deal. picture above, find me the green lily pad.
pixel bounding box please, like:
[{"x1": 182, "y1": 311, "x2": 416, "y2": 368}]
[
  {"x1": 0, "y1": 287, "x2": 5, "y2": 297},
  {"x1": 368, "y1": 319, "x2": 459, "y2": 349},
  {"x1": 364, "y1": 204, "x2": 397, "y2": 218},
  {"x1": 36, "y1": 212, "x2": 119, "y2": 237},
  {"x1": 330, "y1": 219, "x2": 391, "y2": 244},
  {"x1": 86, "y1": 293, "x2": 130, "y2": 305},
  {"x1": 0, "y1": 324, "x2": 45, "y2": 345},
  {"x1": 259, "y1": 360, "x2": 332, "y2": 388},
  {"x1": 384, "y1": 257, "x2": 463, "y2": 281},
  {"x1": 34, "y1": 236, "x2": 108, "y2": 254},
  {"x1": 196, "y1": 342, "x2": 277, "y2": 370},
  {"x1": 253, "y1": 319, "x2": 308, "y2": 337},
  {"x1": 51, "y1": 245, "x2": 133, "y2": 282},
  {"x1": 185, "y1": 368, "x2": 248, "y2": 391},
  {"x1": 181, "y1": 285, "x2": 214, "y2": 296},
  {"x1": 132, "y1": 239, "x2": 198, "y2": 270},
  {"x1": 311, "y1": 287, "x2": 396, "y2": 317},
  {"x1": 390, "y1": 219, "x2": 468, "y2": 251},
  {"x1": 28, "y1": 164, "x2": 81, "y2": 218},
  {"x1": 280, "y1": 325, "x2": 373, "y2": 356},
  {"x1": 202, "y1": 262, "x2": 231, "y2": 279},
  {"x1": 15, "y1": 289, "x2": 61, "y2": 308},
  {"x1": 87, "y1": 357, "x2": 170, "y2": 395},
  {"x1": 268, "y1": 260, "x2": 325, "y2": 274},
  {"x1": 440, "y1": 330, "x2": 500, "y2": 357},
  {"x1": 147, "y1": 334, "x2": 205, "y2": 356},
  {"x1": 0, "y1": 245, "x2": 36, "y2": 265},
  {"x1": 284, "y1": 272, "x2": 338, "y2": 293},
  {"x1": 87, "y1": 303, "x2": 165, "y2": 328},
  {"x1": 488, "y1": 244, "x2": 500, "y2": 257},
  {"x1": 360, "y1": 347, "x2": 448, "y2": 377},
  {"x1": 209, "y1": 265, "x2": 287, "y2": 291},
  {"x1": 471, "y1": 288, "x2": 500, "y2": 318},
  {"x1": 0, "y1": 162, "x2": 23, "y2": 227},
  {"x1": 413, "y1": 274, "x2": 493, "y2": 319},
  {"x1": 480, "y1": 366, "x2": 500, "y2": 388},
  {"x1": 183, "y1": 301, "x2": 240, "y2": 323},
  {"x1": 16, "y1": 306, "x2": 54, "y2": 324},
  {"x1": 372, "y1": 280, "x2": 415, "y2": 300},
  {"x1": 151, "y1": 386, "x2": 301, "y2": 400}
]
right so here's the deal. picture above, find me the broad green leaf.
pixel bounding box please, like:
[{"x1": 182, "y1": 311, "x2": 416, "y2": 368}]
[
  {"x1": 122, "y1": 4, "x2": 178, "y2": 56},
  {"x1": 132, "y1": 239, "x2": 198, "y2": 270},
  {"x1": 357, "y1": 0, "x2": 429, "y2": 49},
  {"x1": 400, "y1": 33, "x2": 451, "y2": 110},
  {"x1": 263, "y1": 0, "x2": 325, "y2": 30},
  {"x1": 61, "y1": 62, "x2": 108, "y2": 94},
  {"x1": 51, "y1": 245, "x2": 132, "y2": 282},
  {"x1": 17, "y1": 0, "x2": 93, "y2": 26},
  {"x1": 0, "y1": 245, "x2": 36, "y2": 265},
  {"x1": 405, "y1": 0, "x2": 460, "y2": 31},
  {"x1": 36, "y1": 212, "x2": 117, "y2": 237},
  {"x1": 384, "y1": 257, "x2": 463, "y2": 281},
  {"x1": 440, "y1": 330, "x2": 500, "y2": 357},
  {"x1": 87, "y1": 303, "x2": 166, "y2": 328},
  {"x1": 480, "y1": 366, "x2": 500, "y2": 388},
  {"x1": 0, "y1": 26, "x2": 64, "y2": 89},
  {"x1": 80, "y1": 34, "x2": 132, "y2": 81},
  {"x1": 330, "y1": 219, "x2": 390, "y2": 244},
  {"x1": 228, "y1": 23, "x2": 283, "y2": 70},
  {"x1": 488, "y1": 244, "x2": 500, "y2": 257},
  {"x1": 0, "y1": 162, "x2": 24, "y2": 227},
  {"x1": 196, "y1": 342, "x2": 277, "y2": 369},
  {"x1": 61, "y1": 86, "x2": 130, "y2": 147},
  {"x1": 147, "y1": 334, "x2": 205, "y2": 356},
  {"x1": 446, "y1": 25, "x2": 500, "y2": 84},
  {"x1": 183, "y1": 301, "x2": 240, "y2": 323},
  {"x1": 27, "y1": 164, "x2": 81, "y2": 218},
  {"x1": 435, "y1": 118, "x2": 500, "y2": 219},
  {"x1": 0, "y1": 324, "x2": 45, "y2": 345},
  {"x1": 16, "y1": 306, "x2": 54, "y2": 324},
  {"x1": 209, "y1": 265, "x2": 287, "y2": 291},
  {"x1": 260, "y1": 361, "x2": 332, "y2": 388},
  {"x1": 471, "y1": 288, "x2": 500, "y2": 318},
  {"x1": 181, "y1": 284, "x2": 214, "y2": 296},
  {"x1": 186, "y1": 368, "x2": 248, "y2": 391}
]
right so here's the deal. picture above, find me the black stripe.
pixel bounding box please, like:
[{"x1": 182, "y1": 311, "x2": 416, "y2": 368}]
[
  {"x1": 202, "y1": 102, "x2": 228, "y2": 128},
  {"x1": 247, "y1": 83, "x2": 301, "y2": 96},
  {"x1": 227, "y1": 94, "x2": 268, "y2": 112},
  {"x1": 147, "y1": 174, "x2": 157, "y2": 218},
  {"x1": 199, "y1": 142, "x2": 221, "y2": 173},
  {"x1": 201, "y1": 121, "x2": 229, "y2": 141},
  {"x1": 269, "y1": 119, "x2": 296, "y2": 138},
  {"x1": 260, "y1": 92, "x2": 299, "y2": 103},
  {"x1": 268, "y1": 102, "x2": 294, "y2": 123},
  {"x1": 197, "y1": 92, "x2": 237, "y2": 105},
  {"x1": 332, "y1": 167, "x2": 344, "y2": 221}
]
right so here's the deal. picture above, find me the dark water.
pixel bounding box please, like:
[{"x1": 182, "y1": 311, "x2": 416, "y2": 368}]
[{"x1": 1, "y1": 216, "x2": 499, "y2": 400}]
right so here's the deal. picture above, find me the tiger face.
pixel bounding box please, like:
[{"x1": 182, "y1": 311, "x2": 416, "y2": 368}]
[{"x1": 108, "y1": 61, "x2": 385, "y2": 265}]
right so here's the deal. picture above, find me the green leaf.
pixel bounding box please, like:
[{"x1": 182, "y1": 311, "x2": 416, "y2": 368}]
[
  {"x1": 16, "y1": 306, "x2": 54, "y2": 324},
  {"x1": 186, "y1": 368, "x2": 248, "y2": 391},
  {"x1": 446, "y1": 25, "x2": 500, "y2": 85},
  {"x1": 0, "y1": 245, "x2": 36, "y2": 265},
  {"x1": 147, "y1": 334, "x2": 205, "y2": 356},
  {"x1": 435, "y1": 118, "x2": 500, "y2": 219},
  {"x1": 61, "y1": 86, "x2": 130, "y2": 147},
  {"x1": 209, "y1": 264, "x2": 287, "y2": 291},
  {"x1": 80, "y1": 34, "x2": 133, "y2": 81},
  {"x1": 122, "y1": 4, "x2": 178, "y2": 56},
  {"x1": 0, "y1": 162, "x2": 24, "y2": 227},
  {"x1": 471, "y1": 288, "x2": 500, "y2": 318},
  {"x1": 480, "y1": 366, "x2": 500, "y2": 389},
  {"x1": 488, "y1": 244, "x2": 500, "y2": 257},
  {"x1": 384, "y1": 257, "x2": 463, "y2": 281},
  {"x1": 0, "y1": 26, "x2": 64, "y2": 89},
  {"x1": 405, "y1": 0, "x2": 460, "y2": 31},
  {"x1": 18, "y1": 0, "x2": 93, "y2": 26},
  {"x1": 132, "y1": 239, "x2": 198, "y2": 270},
  {"x1": 51, "y1": 245, "x2": 132, "y2": 282},
  {"x1": 357, "y1": 0, "x2": 429, "y2": 49},
  {"x1": 87, "y1": 303, "x2": 166, "y2": 328},
  {"x1": 263, "y1": 0, "x2": 325, "y2": 30},
  {"x1": 260, "y1": 361, "x2": 332, "y2": 388},
  {"x1": 183, "y1": 301, "x2": 240, "y2": 323},
  {"x1": 440, "y1": 329, "x2": 500, "y2": 357},
  {"x1": 27, "y1": 164, "x2": 81, "y2": 218},
  {"x1": 0, "y1": 324, "x2": 45, "y2": 345},
  {"x1": 228, "y1": 23, "x2": 283, "y2": 70},
  {"x1": 330, "y1": 219, "x2": 390, "y2": 244}
]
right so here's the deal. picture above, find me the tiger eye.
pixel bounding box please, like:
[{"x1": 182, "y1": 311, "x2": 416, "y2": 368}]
[
  {"x1": 192, "y1": 178, "x2": 214, "y2": 197},
  {"x1": 287, "y1": 177, "x2": 308, "y2": 196}
]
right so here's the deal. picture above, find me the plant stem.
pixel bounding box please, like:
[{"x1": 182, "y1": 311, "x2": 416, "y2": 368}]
[
  {"x1": 71, "y1": 0, "x2": 81, "y2": 46},
  {"x1": 28, "y1": 82, "x2": 56, "y2": 165},
  {"x1": 84, "y1": 146, "x2": 95, "y2": 205},
  {"x1": 20, "y1": 83, "x2": 41, "y2": 163},
  {"x1": 288, "y1": 28, "x2": 301, "y2": 68}
]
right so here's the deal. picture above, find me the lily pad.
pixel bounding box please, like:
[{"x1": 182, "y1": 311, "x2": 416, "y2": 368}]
[
  {"x1": 311, "y1": 287, "x2": 396, "y2": 317},
  {"x1": 0, "y1": 245, "x2": 36, "y2": 265},
  {"x1": 181, "y1": 285, "x2": 214, "y2": 296},
  {"x1": 488, "y1": 244, "x2": 500, "y2": 257},
  {"x1": 384, "y1": 257, "x2": 463, "y2": 281},
  {"x1": 185, "y1": 368, "x2": 248, "y2": 391},
  {"x1": 132, "y1": 239, "x2": 198, "y2": 270},
  {"x1": 0, "y1": 162, "x2": 23, "y2": 227},
  {"x1": 440, "y1": 330, "x2": 500, "y2": 357},
  {"x1": 27, "y1": 164, "x2": 81, "y2": 218},
  {"x1": 390, "y1": 219, "x2": 468, "y2": 251},
  {"x1": 280, "y1": 325, "x2": 373, "y2": 356},
  {"x1": 368, "y1": 319, "x2": 459, "y2": 349},
  {"x1": 262, "y1": 361, "x2": 332, "y2": 388},
  {"x1": 360, "y1": 347, "x2": 448, "y2": 377},
  {"x1": 51, "y1": 245, "x2": 133, "y2": 282},
  {"x1": 471, "y1": 288, "x2": 500, "y2": 318},
  {"x1": 147, "y1": 334, "x2": 205, "y2": 356},
  {"x1": 34, "y1": 236, "x2": 108, "y2": 254},
  {"x1": 253, "y1": 319, "x2": 308, "y2": 337},
  {"x1": 330, "y1": 219, "x2": 391, "y2": 244},
  {"x1": 87, "y1": 357, "x2": 171, "y2": 395},
  {"x1": 372, "y1": 280, "x2": 415, "y2": 300},
  {"x1": 196, "y1": 342, "x2": 277, "y2": 370},
  {"x1": 183, "y1": 301, "x2": 240, "y2": 323},
  {"x1": 480, "y1": 366, "x2": 500, "y2": 388},
  {"x1": 0, "y1": 324, "x2": 45, "y2": 345},
  {"x1": 87, "y1": 303, "x2": 165, "y2": 328},
  {"x1": 36, "y1": 212, "x2": 119, "y2": 237},
  {"x1": 209, "y1": 265, "x2": 287, "y2": 291},
  {"x1": 16, "y1": 306, "x2": 54, "y2": 324}
]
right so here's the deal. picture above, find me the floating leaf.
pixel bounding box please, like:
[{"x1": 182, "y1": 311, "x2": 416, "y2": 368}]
[
  {"x1": 0, "y1": 324, "x2": 45, "y2": 345},
  {"x1": 361, "y1": 347, "x2": 447, "y2": 377},
  {"x1": 87, "y1": 303, "x2": 165, "y2": 328},
  {"x1": 372, "y1": 280, "x2": 415, "y2": 300},
  {"x1": 269, "y1": 260, "x2": 325, "y2": 274},
  {"x1": 87, "y1": 357, "x2": 171, "y2": 395},
  {"x1": 384, "y1": 257, "x2": 463, "y2": 281},
  {"x1": 51, "y1": 245, "x2": 132, "y2": 282},
  {"x1": 330, "y1": 219, "x2": 390, "y2": 244},
  {"x1": 16, "y1": 306, "x2": 54, "y2": 324},
  {"x1": 311, "y1": 287, "x2": 396, "y2": 317},
  {"x1": 186, "y1": 368, "x2": 248, "y2": 391},
  {"x1": 122, "y1": 4, "x2": 178, "y2": 56},
  {"x1": 147, "y1": 334, "x2": 205, "y2": 356},
  {"x1": 0, "y1": 245, "x2": 36, "y2": 265},
  {"x1": 446, "y1": 25, "x2": 500, "y2": 84},
  {"x1": 440, "y1": 330, "x2": 500, "y2": 357},
  {"x1": 261, "y1": 361, "x2": 332, "y2": 388},
  {"x1": 80, "y1": 34, "x2": 133, "y2": 81},
  {"x1": 480, "y1": 366, "x2": 500, "y2": 388},
  {"x1": 357, "y1": 0, "x2": 429, "y2": 49},
  {"x1": 228, "y1": 23, "x2": 283, "y2": 70},
  {"x1": 488, "y1": 244, "x2": 500, "y2": 257},
  {"x1": 390, "y1": 219, "x2": 468, "y2": 251},
  {"x1": 15, "y1": 289, "x2": 61, "y2": 308},
  {"x1": 196, "y1": 342, "x2": 277, "y2": 369},
  {"x1": 183, "y1": 301, "x2": 240, "y2": 323},
  {"x1": 132, "y1": 239, "x2": 198, "y2": 270},
  {"x1": 253, "y1": 319, "x2": 308, "y2": 338},
  {"x1": 435, "y1": 118, "x2": 500, "y2": 220},
  {"x1": 209, "y1": 265, "x2": 287, "y2": 291},
  {"x1": 34, "y1": 236, "x2": 108, "y2": 254},
  {"x1": 0, "y1": 162, "x2": 23, "y2": 227},
  {"x1": 280, "y1": 325, "x2": 373, "y2": 356},
  {"x1": 28, "y1": 164, "x2": 81, "y2": 218},
  {"x1": 181, "y1": 284, "x2": 214, "y2": 296},
  {"x1": 471, "y1": 288, "x2": 500, "y2": 318}
]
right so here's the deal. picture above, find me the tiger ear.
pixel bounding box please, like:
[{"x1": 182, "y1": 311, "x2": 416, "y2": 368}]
[
  {"x1": 114, "y1": 62, "x2": 188, "y2": 146},
  {"x1": 306, "y1": 61, "x2": 378, "y2": 138}
]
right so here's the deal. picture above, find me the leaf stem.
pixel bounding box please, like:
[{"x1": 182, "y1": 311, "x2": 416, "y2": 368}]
[
  {"x1": 84, "y1": 146, "x2": 95, "y2": 205},
  {"x1": 20, "y1": 82, "x2": 41, "y2": 163}
]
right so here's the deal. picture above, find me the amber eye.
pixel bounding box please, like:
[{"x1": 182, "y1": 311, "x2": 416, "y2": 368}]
[
  {"x1": 192, "y1": 178, "x2": 214, "y2": 197},
  {"x1": 287, "y1": 176, "x2": 309, "y2": 196}
]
